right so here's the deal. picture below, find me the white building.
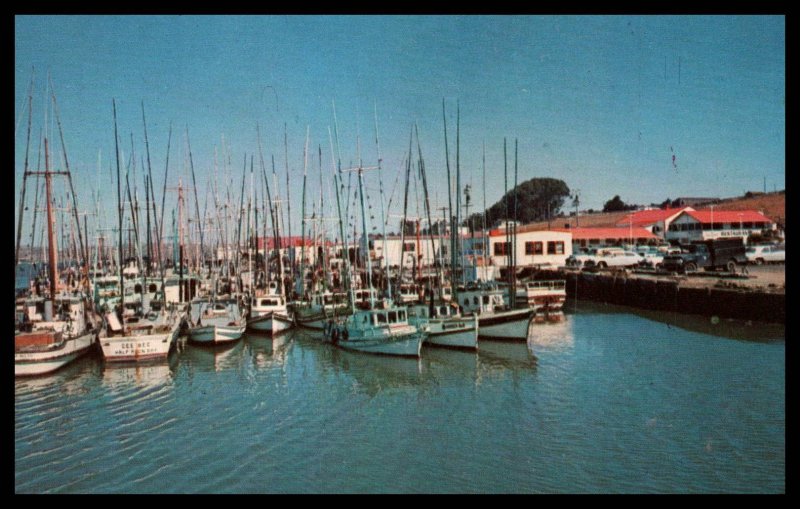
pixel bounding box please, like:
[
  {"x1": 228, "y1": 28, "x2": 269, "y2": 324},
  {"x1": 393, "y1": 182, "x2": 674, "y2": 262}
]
[
  {"x1": 489, "y1": 228, "x2": 573, "y2": 268},
  {"x1": 665, "y1": 209, "x2": 774, "y2": 244}
]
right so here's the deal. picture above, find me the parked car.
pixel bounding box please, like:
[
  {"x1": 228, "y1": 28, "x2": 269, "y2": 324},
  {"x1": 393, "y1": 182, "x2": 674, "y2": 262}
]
[
  {"x1": 565, "y1": 248, "x2": 598, "y2": 268},
  {"x1": 584, "y1": 248, "x2": 641, "y2": 269},
  {"x1": 633, "y1": 246, "x2": 664, "y2": 268},
  {"x1": 746, "y1": 244, "x2": 785, "y2": 265}
]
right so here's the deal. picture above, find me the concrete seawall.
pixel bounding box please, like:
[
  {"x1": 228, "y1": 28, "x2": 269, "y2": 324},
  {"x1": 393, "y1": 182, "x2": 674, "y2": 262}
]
[{"x1": 535, "y1": 269, "x2": 785, "y2": 324}]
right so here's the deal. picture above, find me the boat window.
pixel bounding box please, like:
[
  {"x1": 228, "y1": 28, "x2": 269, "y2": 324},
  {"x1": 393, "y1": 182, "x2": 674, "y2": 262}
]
[
  {"x1": 464, "y1": 298, "x2": 469, "y2": 307},
  {"x1": 376, "y1": 313, "x2": 387, "y2": 324},
  {"x1": 398, "y1": 310, "x2": 405, "y2": 322},
  {"x1": 473, "y1": 296, "x2": 479, "y2": 305},
  {"x1": 439, "y1": 306, "x2": 448, "y2": 316},
  {"x1": 482, "y1": 295, "x2": 490, "y2": 304},
  {"x1": 388, "y1": 311, "x2": 397, "y2": 323}
]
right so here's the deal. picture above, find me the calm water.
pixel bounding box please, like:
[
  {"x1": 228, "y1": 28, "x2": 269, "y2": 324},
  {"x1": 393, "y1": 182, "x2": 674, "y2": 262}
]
[{"x1": 15, "y1": 302, "x2": 785, "y2": 494}]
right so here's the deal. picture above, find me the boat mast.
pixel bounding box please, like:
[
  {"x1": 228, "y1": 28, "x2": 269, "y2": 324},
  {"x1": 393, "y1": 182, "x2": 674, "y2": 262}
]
[
  {"x1": 15, "y1": 73, "x2": 34, "y2": 268},
  {"x1": 297, "y1": 126, "x2": 309, "y2": 299},
  {"x1": 158, "y1": 123, "x2": 173, "y2": 272},
  {"x1": 142, "y1": 102, "x2": 166, "y2": 296},
  {"x1": 456, "y1": 102, "x2": 463, "y2": 287},
  {"x1": 50, "y1": 78, "x2": 89, "y2": 282},
  {"x1": 414, "y1": 124, "x2": 438, "y2": 299},
  {"x1": 373, "y1": 102, "x2": 391, "y2": 299},
  {"x1": 186, "y1": 127, "x2": 204, "y2": 271},
  {"x1": 329, "y1": 127, "x2": 354, "y2": 314},
  {"x1": 398, "y1": 128, "x2": 413, "y2": 298},
  {"x1": 442, "y1": 99, "x2": 457, "y2": 304},
  {"x1": 112, "y1": 99, "x2": 124, "y2": 315}
]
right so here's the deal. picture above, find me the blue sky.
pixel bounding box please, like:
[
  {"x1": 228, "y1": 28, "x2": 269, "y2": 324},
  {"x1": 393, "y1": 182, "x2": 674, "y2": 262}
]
[{"x1": 15, "y1": 15, "x2": 784, "y2": 245}]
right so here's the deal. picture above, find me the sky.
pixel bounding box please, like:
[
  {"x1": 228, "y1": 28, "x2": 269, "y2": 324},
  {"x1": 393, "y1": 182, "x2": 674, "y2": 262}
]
[{"x1": 14, "y1": 15, "x2": 785, "y2": 249}]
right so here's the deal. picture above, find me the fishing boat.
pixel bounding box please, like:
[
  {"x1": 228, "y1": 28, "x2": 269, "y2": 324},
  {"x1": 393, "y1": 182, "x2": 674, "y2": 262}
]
[
  {"x1": 14, "y1": 90, "x2": 99, "y2": 376},
  {"x1": 98, "y1": 301, "x2": 183, "y2": 362},
  {"x1": 324, "y1": 301, "x2": 427, "y2": 358},
  {"x1": 247, "y1": 282, "x2": 293, "y2": 335},
  {"x1": 97, "y1": 99, "x2": 185, "y2": 363},
  {"x1": 188, "y1": 299, "x2": 246, "y2": 345},
  {"x1": 458, "y1": 284, "x2": 534, "y2": 340},
  {"x1": 514, "y1": 279, "x2": 567, "y2": 322},
  {"x1": 293, "y1": 289, "x2": 349, "y2": 330},
  {"x1": 409, "y1": 300, "x2": 478, "y2": 350},
  {"x1": 16, "y1": 295, "x2": 100, "y2": 376}
]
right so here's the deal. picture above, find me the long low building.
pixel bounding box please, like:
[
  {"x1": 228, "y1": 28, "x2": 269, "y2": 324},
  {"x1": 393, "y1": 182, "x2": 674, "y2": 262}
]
[
  {"x1": 665, "y1": 209, "x2": 774, "y2": 243},
  {"x1": 551, "y1": 226, "x2": 659, "y2": 251}
]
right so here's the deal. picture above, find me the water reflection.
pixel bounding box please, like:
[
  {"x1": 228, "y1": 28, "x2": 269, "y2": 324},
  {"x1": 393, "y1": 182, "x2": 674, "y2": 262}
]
[
  {"x1": 243, "y1": 331, "x2": 292, "y2": 370},
  {"x1": 15, "y1": 352, "x2": 101, "y2": 397},
  {"x1": 101, "y1": 361, "x2": 174, "y2": 389},
  {"x1": 528, "y1": 315, "x2": 575, "y2": 352},
  {"x1": 572, "y1": 301, "x2": 785, "y2": 343},
  {"x1": 182, "y1": 340, "x2": 245, "y2": 373}
]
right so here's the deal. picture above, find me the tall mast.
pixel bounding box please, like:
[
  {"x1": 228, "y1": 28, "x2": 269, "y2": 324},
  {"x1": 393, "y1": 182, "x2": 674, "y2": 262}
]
[
  {"x1": 15, "y1": 73, "x2": 34, "y2": 268},
  {"x1": 456, "y1": 102, "x2": 463, "y2": 286},
  {"x1": 442, "y1": 99, "x2": 456, "y2": 302},
  {"x1": 284, "y1": 124, "x2": 292, "y2": 271},
  {"x1": 398, "y1": 127, "x2": 413, "y2": 296},
  {"x1": 512, "y1": 138, "x2": 519, "y2": 308},
  {"x1": 44, "y1": 137, "x2": 58, "y2": 298},
  {"x1": 186, "y1": 127, "x2": 204, "y2": 269},
  {"x1": 158, "y1": 123, "x2": 173, "y2": 269},
  {"x1": 482, "y1": 142, "x2": 487, "y2": 267},
  {"x1": 373, "y1": 102, "x2": 390, "y2": 298},
  {"x1": 142, "y1": 102, "x2": 165, "y2": 293},
  {"x1": 329, "y1": 127, "x2": 354, "y2": 313},
  {"x1": 414, "y1": 124, "x2": 438, "y2": 298},
  {"x1": 112, "y1": 99, "x2": 124, "y2": 313},
  {"x1": 504, "y1": 138, "x2": 510, "y2": 291},
  {"x1": 297, "y1": 126, "x2": 309, "y2": 298},
  {"x1": 50, "y1": 77, "x2": 88, "y2": 277}
]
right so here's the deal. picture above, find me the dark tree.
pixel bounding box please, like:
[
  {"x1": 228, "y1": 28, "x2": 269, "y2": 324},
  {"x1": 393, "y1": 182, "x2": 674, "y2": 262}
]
[
  {"x1": 466, "y1": 177, "x2": 570, "y2": 229},
  {"x1": 603, "y1": 195, "x2": 631, "y2": 212}
]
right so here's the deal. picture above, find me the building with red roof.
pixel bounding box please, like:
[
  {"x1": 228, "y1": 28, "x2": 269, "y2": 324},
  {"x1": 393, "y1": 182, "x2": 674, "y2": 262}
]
[
  {"x1": 665, "y1": 209, "x2": 774, "y2": 243},
  {"x1": 615, "y1": 207, "x2": 693, "y2": 237}
]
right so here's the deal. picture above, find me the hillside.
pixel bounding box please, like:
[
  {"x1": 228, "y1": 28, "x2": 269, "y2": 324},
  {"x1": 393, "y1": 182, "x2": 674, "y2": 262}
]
[{"x1": 691, "y1": 191, "x2": 785, "y2": 226}]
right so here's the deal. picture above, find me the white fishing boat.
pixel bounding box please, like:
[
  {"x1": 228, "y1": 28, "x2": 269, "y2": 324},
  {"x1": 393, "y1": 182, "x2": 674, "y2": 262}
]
[
  {"x1": 409, "y1": 301, "x2": 478, "y2": 350},
  {"x1": 324, "y1": 301, "x2": 427, "y2": 358},
  {"x1": 248, "y1": 291, "x2": 293, "y2": 335},
  {"x1": 458, "y1": 285, "x2": 534, "y2": 340},
  {"x1": 15, "y1": 295, "x2": 100, "y2": 376},
  {"x1": 98, "y1": 302, "x2": 183, "y2": 362},
  {"x1": 188, "y1": 300, "x2": 246, "y2": 345},
  {"x1": 514, "y1": 280, "x2": 567, "y2": 319},
  {"x1": 14, "y1": 101, "x2": 100, "y2": 377},
  {"x1": 293, "y1": 290, "x2": 350, "y2": 330}
]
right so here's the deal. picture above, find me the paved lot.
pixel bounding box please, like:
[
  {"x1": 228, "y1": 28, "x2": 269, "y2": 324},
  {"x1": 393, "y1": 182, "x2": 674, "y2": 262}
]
[{"x1": 614, "y1": 263, "x2": 785, "y2": 292}]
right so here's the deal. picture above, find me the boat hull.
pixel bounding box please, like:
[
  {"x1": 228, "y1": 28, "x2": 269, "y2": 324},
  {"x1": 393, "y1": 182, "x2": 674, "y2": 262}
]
[
  {"x1": 476, "y1": 309, "x2": 534, "y2": 340},
  {"x1": 189, "y1": 323, "x2": 245, "y2": 344},
  {"x1": 100, "y1": 323, "x2": 180, "y2": 362},
  {"x1": 424, "y1": 317, "x2": 479, "y2": 350},
  {"x1": 335, "y1": 330, "x2": 425, "y2": 358},
  {"x1": 247, "y1": 312, "x2": 293, "y2": 335},
  {"x1": 15, "y1": 330, "x2": 97, "y2": 376}
]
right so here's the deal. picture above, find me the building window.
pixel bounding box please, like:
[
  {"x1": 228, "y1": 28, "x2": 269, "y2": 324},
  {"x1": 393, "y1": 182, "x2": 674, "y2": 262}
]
[
  {"x1": 547, "y1": 241, "x2": 565, "y2": 255},
  {"x1": 493, "y1": 242, "x2": 509, "y2": 256},
  {"x1": 525, "y1": 241, "x2": 543, "y2": 255},
  {"x1": 403, "y1": 242, "x2": 415, "y2": 252},
  {"x1": 743, "y1": 222, "x2": 753, "y2": 228},
  {"x1": 589, "y1": 238, "x2": 600, "y2": 245}
]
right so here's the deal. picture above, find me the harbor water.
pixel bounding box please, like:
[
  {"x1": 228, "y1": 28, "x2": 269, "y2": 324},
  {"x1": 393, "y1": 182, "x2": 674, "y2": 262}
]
[{"x1": 14, "y1": 302, "x2": 785, "y2": 493}]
